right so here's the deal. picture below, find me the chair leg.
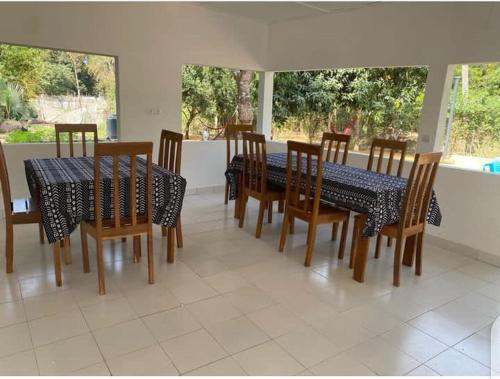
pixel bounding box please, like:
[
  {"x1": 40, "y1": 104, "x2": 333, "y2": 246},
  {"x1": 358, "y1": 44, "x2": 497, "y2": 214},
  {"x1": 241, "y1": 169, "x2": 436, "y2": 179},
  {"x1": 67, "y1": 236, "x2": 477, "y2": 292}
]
[
  {"x1": 304, "y1": 221, "x2": 318, "y2": 267},
  {"x1": 38, "y1": 222, "x2": 45, "y2": 244},
  {"x1": 255, "y1": 199, "x2": 266, "y2": 238},
  {"x1": 224, "y1": 180, "x2": 229, "y2": 205},
  {"x1": 80, "y1": 223, "x2": 90, "y2": 273},
  {"x1": 374, "y1": 234, "x2": 382, "y2": 258},
  {"x1": 147, "y1": 231, "x2": 155, "y2": 284},
  {"x1": 387, "y1": 237, "x2": 392, "y2": 247},
  {"x1": 289, "y1": 216, "x2": 295, "y2": 234},
  {"x1": 53, "y1": 242, "x2": 62, "y2": 287},
  {"x1": 238, "y1": 193, "x2": 248, "y2": 229},
  {"x1": 278, "y1": 199, "x2": 284, "y2": 213},
  {"x1": 331, "y1": 222, "x2": 338, "y2": 241},
  {"x1": 5, "y1": 224, "x2": 13, "y2": 273},
  {"x1": 415, "y1": 232, "x2": 424, "y2": 276},
  {"x1": 161, "y1": 226, "x2": 167, "y2": 237},
  {"x1": 278, "y1": 209, "x2": 290, "y2": 253},
  {"x1": 268, "y1": 201, "x2": 273, "y2": 224},
  {"x1": 393, "y1": 237, "x2": 403, "y2": 287},
  {"x1": 337, "y1": 216, "x2": 350, "y2": 260},
  {"x1": 96, "y1": 239, "x2": 106, "y2": 295},
  {"x1": 167, "y1": 228, "x2": 175, "y2": 263},
  {"x1": 176, "y1": 217, "x2": 183, "y2": 248},
  {"x1": 349, "y1": 218, "x2": 361, "y2": 269},
  {"x1": 121, "y1": 237, "x2": 127, "y2": 242},
  {"x1": 62, "y1": 236, "x2": 71, "y2": 265},
  {"x1": 133, "y1": 235, "x2": 141, "y2": 262}
]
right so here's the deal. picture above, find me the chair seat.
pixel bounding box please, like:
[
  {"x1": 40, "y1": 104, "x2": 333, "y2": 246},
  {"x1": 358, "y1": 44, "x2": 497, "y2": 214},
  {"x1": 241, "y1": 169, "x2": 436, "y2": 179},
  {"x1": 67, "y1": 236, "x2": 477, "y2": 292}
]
[
  {"x1": 290, "y1": 200, "x2": 349, "y2": 223},
  {"x1": 83, "y1": 215, "x2": 149, "y2": 240},
  {"x1": 11, "y1": 198, "x2": 41, "y2": 224},
  {"x1": 354, "y1": 214, "x2": 424, "y2": 238}
]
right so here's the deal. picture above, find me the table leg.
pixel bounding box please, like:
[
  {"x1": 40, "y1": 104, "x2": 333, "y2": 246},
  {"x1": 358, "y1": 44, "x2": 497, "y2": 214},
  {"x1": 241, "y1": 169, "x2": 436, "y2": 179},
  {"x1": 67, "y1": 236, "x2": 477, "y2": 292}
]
[
  {"x1": 402, "y1": 235, "x2": 416, "y2": 267},
  {"x1": 353, "y1": 214, "x2": 370, "y2": 283},
  {"x1": 234, "y1": 176, "x2": 242, "y2": 219},
  {"x1": 167, "y1": 228, "x2": 175, "y2": 263},
  {"x1": 53, "y1": 242, "x2": 62, "y2": 287}
]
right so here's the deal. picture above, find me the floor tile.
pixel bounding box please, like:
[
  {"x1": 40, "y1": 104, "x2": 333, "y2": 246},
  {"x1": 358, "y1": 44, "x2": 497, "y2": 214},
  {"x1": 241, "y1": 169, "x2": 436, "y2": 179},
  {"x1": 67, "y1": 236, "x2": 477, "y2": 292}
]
[
  {"x1": 247, "y1": 304, "x2": 305, "y2": 338},
  {"x1": 81, "y1": 297, "x2": 137, "y2": 330},
  {"x1": 458, "y1": 261, "x2": 500, "y2": 282},
  {"x1": 309, "y1": 351, "x2": 375, "y2": 375},
  {"x1": 408, "y1": 310, "x2": 475, "y2": 345},
  {"x1": 92, "y1": 319, "x2": 156, "y2": 360},
  {"x1": 35, "y1": 333, "x2": 103, "y2": 375},
  {"x1": 426, "y1": 348, "x2": 490, "y2": 375},
  {"x1": 478, "y1": 283, "x2": 500, "y2": 302},
  {"x1": 347, "y1": 336, "x2": 420, "y2": 375},
  {"x1": 29, "y1": 309, "x2": 89, "y2": 347},
  {"x1": 340, "y1": 303, "x2": 404, "y2": 334},
  {"x1": 224, "y1": 286, "x2": 276, "y2": 314},
  {"x1": 454, "y1": 333, "x2": 491, "y2": 367},
  {"x1": 185, "y1": 357, "x2": 246, "y2": 376},
  {"x1": 186, "y1": 295, "x2": 241, "y2": 327},
  {"x1": 160, "y1": 329, "x2": 227, "y2": 373},
  {"x1": 169, "y1": 279, "x2": 218, "y2": 304},
  {"x1": 406, "y1": 364, "x2": 440, "y2": 376},
  {"x1": 434, "y1": 299, "x2": 494, "y2": 331},
  {"x1": 106, "y1": 344, "x2": 178, "y2": 375},
  {"x1": 19, "y1": 275, "x2": 68, "y2": 298},
  {"x1": 0, "y1": 350, "x2": 38, "y2": 375},
  {"x1": 206, "y1": 316, "x2": 269, "y2": 354},
  {"x1": 380, "y1": 324, "x2": 447, "y2": 363},
  {"x1": 233, "y1": 340, "x2": 304, "y2": 375},
  {"x1": 0, "y1": 323, "x2": 32, "y2": 358},
  {"x1": 23, "y1": 290, "x2": 78, "y2": 320},
  {"x1": 71, "y1": 361, "x2": 111, "y2": 376},
  {"x1": 276, "y1": 325, "x2": 340, "y2": 368},
  {"x1": 204, "y1": 271, "x2": 250, "y2": 294},
  {"x1": 0, "y1": 300, "x2": 26, "y2": 328},
  {"x1": 125, "y1": 285, "x2": 180, "y2": 317},
  {"x1": 143, "y1": 307, "x2": 201, "y2": 342}
]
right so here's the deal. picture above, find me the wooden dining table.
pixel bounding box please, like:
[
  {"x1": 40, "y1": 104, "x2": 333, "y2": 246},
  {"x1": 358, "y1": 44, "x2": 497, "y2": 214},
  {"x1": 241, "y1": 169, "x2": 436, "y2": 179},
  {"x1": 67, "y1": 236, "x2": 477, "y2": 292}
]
[
  {"x1": 225, "y1": 152, "x2": 442, "y2": 283},
  {"x1": 24, "y1": 156, "x2": 186, "y2": 256}
]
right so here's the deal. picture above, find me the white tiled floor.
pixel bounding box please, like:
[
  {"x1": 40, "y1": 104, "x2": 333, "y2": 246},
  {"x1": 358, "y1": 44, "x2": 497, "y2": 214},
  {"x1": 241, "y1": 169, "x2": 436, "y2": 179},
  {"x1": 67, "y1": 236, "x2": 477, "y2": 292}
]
[{"x1": 0, "y1": 190, "x2": 498, "y2": 375}]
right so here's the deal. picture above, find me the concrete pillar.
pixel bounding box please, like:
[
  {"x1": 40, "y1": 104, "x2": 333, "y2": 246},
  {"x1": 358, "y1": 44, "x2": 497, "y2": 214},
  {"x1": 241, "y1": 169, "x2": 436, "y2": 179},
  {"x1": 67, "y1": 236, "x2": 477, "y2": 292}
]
[
  {"x1": 416, "y1": 64, "x2": 455, "y2": 153},
  {"x1": 256, "y1": 71, "x2": 274, "y2": 139}
]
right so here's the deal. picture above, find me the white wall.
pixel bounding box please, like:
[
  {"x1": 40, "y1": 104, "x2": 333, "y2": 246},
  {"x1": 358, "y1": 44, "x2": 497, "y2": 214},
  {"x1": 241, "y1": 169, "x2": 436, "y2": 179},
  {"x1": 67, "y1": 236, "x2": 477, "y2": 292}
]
[{"x1": 0, "y1": 2, "x2": 267, "y2": 191}]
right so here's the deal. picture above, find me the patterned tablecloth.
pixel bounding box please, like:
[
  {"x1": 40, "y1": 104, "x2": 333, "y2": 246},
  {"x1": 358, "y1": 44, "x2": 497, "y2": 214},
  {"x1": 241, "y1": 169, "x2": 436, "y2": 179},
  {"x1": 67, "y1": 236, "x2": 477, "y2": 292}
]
[
  {"x1": 25, "y1": 156, "x2": 186, "y2": 243},
  {"x1": 225, "y1": 152, "x2": 441, "y2": 237}
]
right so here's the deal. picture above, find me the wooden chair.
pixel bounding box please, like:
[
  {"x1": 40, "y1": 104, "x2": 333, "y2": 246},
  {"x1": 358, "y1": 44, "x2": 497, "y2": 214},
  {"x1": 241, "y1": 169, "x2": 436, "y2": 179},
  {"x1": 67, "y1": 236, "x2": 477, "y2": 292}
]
[
  {"x1": 80, "y1": 142, "x2": 154, "y2": 295},
  {"x1": 0, "y1": 142, "x2": 45, "y2": 274},
  {"x1": 351, "y1": 152, "x2": 442, "y2": 286},
  {"x1": 158, "y1": 129, "x2": 183, "y2": 253},
  {"x1": 321, "y1": 132, "x2": 350, "y2": 165},
  {"x1": 224, "y1": 124, "x2": 255, "y2": 209},
  {"x1": 349, "y1": 138, "x2": 407, "y2": 262},
  {"x1": 54, "y1": 123, "x2": 98, "y2": 265},
  {"x1": 278, "y1": 141, "x2": 350, "y2": 267},
  {"x1": 55, "y1": 123, "x2": 98, "y2": 158},
  {"x1": 238, "y1": 132, "x2": 285, "y2": 238},
  {"x1": 321, "y1": 132, "x2": 351, "y2": 241}
]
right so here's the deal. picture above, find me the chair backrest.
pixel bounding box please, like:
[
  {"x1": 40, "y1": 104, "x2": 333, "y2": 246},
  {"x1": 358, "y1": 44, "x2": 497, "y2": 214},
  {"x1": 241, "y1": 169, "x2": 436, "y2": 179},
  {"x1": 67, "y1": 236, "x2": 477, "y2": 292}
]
[
  {"x1": 55, "y1": 123, "x2": 98, "y2": 157},
  {"x1": 400, "y1": 152, "x2": 442, "y2": 230},
  {"x1": 321, "y1": 132, "x2": 350, "y2": 165},
  {"x1": 0, "y1": 142, "x2": 12, "y2": 217},
  {"x1": 93, "y1": 142, "x2": 153, "y2": 231},
  {"x1": 241, "y1": 132, "x2": 268, "y2": 194},
  {"x1": 285, "y1": 140, "x2": 323, "y2": 215},
  {"x1": 158, "y1": 130, "x2": 182, "y2": 174},
  {"x1": 367, "y1": 138, "x2": 407, "y2": 177},
  {"x1": 226, "y1": 124, "x2": 255, "y2": 168}
]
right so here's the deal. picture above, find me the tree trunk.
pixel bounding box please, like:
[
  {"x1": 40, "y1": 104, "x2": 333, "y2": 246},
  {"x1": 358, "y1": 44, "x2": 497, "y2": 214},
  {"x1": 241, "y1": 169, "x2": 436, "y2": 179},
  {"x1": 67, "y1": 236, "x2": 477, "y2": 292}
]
[
  {"x1": 352, "y1": 110, "x2": 362, "y2": 151},
  {"x1": 236, "y1": 70, "x2": 254, "y2": 124},
  {"x1": 461, "y1": 65, "x2": 469, "y2": 97}
]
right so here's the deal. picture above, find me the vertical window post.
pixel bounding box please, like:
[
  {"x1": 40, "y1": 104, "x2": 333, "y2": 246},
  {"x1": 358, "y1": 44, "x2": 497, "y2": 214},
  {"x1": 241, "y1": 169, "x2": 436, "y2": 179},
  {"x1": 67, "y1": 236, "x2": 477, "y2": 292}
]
[
  {"x1": 416, "y1": 64, "x2": 455, "y2": 153},
  {"x1": 256, "y1": 71, "x2": 274, "y2": 139}
]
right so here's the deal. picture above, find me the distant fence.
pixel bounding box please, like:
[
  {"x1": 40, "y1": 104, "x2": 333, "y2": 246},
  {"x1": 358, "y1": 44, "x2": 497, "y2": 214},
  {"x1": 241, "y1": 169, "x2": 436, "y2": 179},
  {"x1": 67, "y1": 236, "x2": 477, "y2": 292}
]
[{"x1": 31, "y1": 95, "x2": 108, "y2": 124}]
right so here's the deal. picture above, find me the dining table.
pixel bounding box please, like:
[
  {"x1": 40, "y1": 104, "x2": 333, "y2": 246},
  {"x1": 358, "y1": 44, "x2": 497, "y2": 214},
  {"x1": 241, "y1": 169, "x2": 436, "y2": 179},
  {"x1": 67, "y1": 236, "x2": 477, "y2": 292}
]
[
  {"x1": 225, "y1": 152, "x2": 442, "y2": 282},
  {"x1": 24, "y1": 155, "x2": 186, "y2": 255}
]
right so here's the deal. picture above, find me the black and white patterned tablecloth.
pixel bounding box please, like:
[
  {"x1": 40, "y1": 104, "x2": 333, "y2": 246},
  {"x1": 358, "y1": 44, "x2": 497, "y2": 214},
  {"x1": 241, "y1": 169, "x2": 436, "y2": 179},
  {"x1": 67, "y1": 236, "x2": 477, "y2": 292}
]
[
  {"x1": 25, "y1": 156, "x2": 186, "y2": 243},
  {"x1": 225, "y1": 152, "x2": 441, "y2": 237}
]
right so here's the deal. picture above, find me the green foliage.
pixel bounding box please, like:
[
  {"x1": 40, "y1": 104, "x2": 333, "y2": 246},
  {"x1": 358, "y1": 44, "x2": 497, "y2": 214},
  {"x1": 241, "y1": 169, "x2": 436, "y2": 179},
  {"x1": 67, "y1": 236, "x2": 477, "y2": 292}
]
[
  {"x1": 5, "y1": 121, "x2": 106, "y2": 143},
  {"x1": 0, "y1": 79, "x2": 34, "y2": 121},
  {"x1": 450, "y1": 64, "x2": 500, "y2": 157}
]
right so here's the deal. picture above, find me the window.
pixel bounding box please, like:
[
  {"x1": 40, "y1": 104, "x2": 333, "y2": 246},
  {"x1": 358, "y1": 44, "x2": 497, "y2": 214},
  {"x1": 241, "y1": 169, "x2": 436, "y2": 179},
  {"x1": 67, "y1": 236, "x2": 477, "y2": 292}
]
[
  {"x1": 272, "y1": 67, "x2": 428, "y2": 154},
  {"x1": 0, "y1": 43, "x2": 117, "y2": 143},
  {"x1": 442, "y1": 63, "x2": 500, "y2": 172},
  {"x1": 181, "y1": 64, "x2": 258, "y2": 140}
]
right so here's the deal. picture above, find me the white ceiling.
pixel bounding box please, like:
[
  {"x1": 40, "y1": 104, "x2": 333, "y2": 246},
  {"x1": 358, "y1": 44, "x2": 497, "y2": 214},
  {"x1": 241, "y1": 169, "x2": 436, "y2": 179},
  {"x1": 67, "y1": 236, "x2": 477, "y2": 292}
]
[{"x1": 199, "y1": 2, "x2": 378, "y2": 24}]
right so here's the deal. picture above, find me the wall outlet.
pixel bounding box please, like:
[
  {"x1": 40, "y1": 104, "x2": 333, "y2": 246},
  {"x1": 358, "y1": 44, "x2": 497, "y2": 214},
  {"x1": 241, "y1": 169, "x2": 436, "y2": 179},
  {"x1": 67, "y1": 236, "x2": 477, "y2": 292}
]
[{"x1": 148, "y1": 107, "x2": 161, "y2": 115}]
